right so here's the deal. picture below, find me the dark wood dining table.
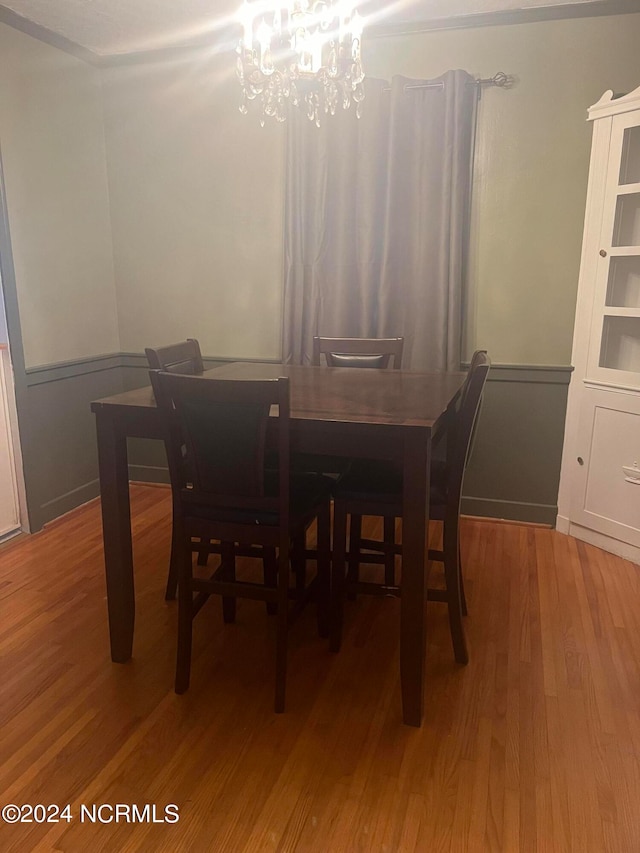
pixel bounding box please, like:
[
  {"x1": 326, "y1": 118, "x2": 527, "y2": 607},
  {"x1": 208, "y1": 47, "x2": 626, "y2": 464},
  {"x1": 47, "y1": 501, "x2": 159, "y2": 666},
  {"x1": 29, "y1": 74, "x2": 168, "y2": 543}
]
[{"x1": 91, "y1": 362, "x2": 465, "y2": 726}]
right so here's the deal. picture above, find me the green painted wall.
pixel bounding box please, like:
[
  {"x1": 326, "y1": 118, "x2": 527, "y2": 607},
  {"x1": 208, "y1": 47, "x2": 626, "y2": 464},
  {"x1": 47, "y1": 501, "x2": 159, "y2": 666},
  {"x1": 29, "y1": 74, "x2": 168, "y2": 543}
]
[
  {"x1": 4, "y1": 12, "x2": 640, "y2": 372},
  {"x1": 101, "y1": 52, "x2": 285, "y2": 362},
  {"x1": 367, "y1": 13, "x2": 640, "y2": 365},
  {"x1": 0, "y1": 23, "x2": 119, "y2": 369}
]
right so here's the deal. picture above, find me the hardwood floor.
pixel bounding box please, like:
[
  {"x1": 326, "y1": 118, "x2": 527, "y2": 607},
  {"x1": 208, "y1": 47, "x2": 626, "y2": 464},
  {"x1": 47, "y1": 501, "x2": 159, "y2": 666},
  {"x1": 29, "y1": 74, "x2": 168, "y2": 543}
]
[{"x1": 1, "y1": 484, "x2": 639, "y2": 852}]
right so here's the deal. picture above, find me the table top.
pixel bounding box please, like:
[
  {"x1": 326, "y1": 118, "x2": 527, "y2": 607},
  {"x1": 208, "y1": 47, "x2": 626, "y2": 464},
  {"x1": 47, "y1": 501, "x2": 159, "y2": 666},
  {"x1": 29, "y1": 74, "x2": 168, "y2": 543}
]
[{"x1": 92, "y1": 362, "x2": 465, "y2": 429}]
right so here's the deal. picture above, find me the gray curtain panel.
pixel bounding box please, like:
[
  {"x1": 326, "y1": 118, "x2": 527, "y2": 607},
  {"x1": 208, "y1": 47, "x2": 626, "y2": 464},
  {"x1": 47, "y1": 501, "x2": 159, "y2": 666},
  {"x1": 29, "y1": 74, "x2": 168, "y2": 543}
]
[{"x1": 282, "y1": 69, "x2": 477, "y2": 370}]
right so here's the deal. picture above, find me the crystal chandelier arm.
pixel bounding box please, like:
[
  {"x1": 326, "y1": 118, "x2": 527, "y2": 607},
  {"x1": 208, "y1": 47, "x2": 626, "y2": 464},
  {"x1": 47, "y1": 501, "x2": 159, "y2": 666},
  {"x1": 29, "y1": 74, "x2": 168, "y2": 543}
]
[{"x1": 236, "y1": 0, "x2": 365, "y2": 124}]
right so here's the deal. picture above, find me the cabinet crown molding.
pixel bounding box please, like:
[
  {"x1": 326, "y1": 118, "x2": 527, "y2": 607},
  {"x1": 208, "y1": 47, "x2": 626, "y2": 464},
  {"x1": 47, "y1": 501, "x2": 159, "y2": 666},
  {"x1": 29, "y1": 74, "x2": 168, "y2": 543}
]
[{"x1": 588, "y1": 85, "x2": 640, "y2": 121}]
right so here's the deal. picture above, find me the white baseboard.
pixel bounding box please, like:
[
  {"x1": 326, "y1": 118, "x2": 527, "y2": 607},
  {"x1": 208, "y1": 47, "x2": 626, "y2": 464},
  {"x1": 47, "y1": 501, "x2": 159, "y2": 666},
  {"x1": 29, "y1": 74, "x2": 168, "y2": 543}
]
[{"x1": 558, "y1": 520, "x2": 640, "y2": 566}]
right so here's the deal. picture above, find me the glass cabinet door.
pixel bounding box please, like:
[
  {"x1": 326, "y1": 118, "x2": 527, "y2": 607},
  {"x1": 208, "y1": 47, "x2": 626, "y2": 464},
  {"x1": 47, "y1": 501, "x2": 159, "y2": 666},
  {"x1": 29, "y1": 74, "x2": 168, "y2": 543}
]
[{"x1": 588, "y1": 111, "x2": 640, "y2": 388}]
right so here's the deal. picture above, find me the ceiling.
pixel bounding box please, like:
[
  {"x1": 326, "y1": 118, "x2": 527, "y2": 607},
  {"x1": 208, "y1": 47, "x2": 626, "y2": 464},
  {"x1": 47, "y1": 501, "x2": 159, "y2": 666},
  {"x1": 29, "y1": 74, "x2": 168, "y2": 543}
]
[{"x1": 0, "y1": 0, "x2": 632, "y2": 58}]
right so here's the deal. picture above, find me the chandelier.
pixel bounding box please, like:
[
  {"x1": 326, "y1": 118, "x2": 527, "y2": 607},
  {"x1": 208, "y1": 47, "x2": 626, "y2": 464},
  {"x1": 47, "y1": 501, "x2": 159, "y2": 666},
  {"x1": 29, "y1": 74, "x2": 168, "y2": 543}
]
[{"x1": 236, "y1": 1, "x2": 365, "y2": 126}]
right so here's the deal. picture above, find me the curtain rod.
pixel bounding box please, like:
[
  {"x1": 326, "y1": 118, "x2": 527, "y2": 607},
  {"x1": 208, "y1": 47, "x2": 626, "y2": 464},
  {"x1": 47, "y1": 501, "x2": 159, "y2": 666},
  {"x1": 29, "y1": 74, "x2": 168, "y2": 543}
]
[{"x1": 383, "y1": 72, "x2": 512, "y2": 93}]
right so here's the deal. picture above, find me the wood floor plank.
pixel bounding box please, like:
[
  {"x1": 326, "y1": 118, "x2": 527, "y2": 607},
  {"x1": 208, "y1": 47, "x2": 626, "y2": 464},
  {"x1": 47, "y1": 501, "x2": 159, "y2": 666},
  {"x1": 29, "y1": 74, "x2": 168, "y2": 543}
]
[{"x1": 0, "y1": 486, "x2": 639, "y2": 851}]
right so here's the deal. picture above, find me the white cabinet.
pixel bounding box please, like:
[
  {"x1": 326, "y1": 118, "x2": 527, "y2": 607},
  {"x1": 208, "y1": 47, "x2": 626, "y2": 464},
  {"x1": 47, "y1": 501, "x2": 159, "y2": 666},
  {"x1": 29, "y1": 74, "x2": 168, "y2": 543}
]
[{"x1": 558, "y1": 87, "x2": 640, "y2": 563}]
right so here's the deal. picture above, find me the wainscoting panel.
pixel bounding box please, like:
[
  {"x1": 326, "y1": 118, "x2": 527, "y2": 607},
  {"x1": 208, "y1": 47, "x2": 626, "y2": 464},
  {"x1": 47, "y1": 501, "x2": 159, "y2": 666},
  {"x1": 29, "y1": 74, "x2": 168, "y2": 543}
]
[
  {"x1": 461, "y1": 365, "x2": 572, "y2": 525},
  {"x1": 24, "y1": 355, "x2": 125, "y2": 529},
  {"x1": 22, "y1": 355, "x2": 571, "y2": 530}
]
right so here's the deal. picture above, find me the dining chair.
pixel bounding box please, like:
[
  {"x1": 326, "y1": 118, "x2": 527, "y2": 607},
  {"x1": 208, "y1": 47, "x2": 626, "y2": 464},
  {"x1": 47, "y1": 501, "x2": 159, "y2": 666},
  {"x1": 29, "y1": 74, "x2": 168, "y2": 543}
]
[
  {"x1": 307, "y1": 335, "x2": 405, "y2": 577},
  {"x1": 145, "y1": 339, "x2": 214, "y2": 596},
  {"x1": 286, "y1": 336, "x2": 407, "y2": 574},
  {"x1": 329, "y1": 351, "x2": 490, "y2": 664},
  {"x1": 146, "y1": 339, "x2": 274, "y2": 598},
  {"x1": 349, "y1": 348, "x2": 489, "y2": 594},
  {"x1": 152, "y1": 371, "x2": 332, "y2": 712},
  {"x1": 145, "y1": 338, "x2": 204, "y2": 374},
  {"x1": 312, "y1": 336, "x2": 404, "y2": 369},
  {"x1": 296, "y1": 335, "x2": 404, "y2": 480}
]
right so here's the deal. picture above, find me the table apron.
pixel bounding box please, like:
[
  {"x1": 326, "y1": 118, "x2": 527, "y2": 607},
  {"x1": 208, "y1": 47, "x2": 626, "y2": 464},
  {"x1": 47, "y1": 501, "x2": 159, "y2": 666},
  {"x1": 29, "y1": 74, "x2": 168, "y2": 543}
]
[
  {"x1": 93, "y1": 406, "x2": 166, "y2": 441},
  {"x1": 289, "y1": 420, "x2": 429, "y2": 463},
  {"x1": 94, "y1": 408, "x2": 431, "y2": 465}
]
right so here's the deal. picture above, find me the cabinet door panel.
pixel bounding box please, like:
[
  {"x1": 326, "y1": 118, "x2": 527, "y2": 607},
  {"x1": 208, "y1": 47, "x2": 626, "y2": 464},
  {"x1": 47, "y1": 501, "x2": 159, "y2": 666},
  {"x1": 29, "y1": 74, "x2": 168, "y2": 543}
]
[
  {"x1": 605, "y1": 255, "x2": 640, "y2": 308},
  {"x1": 587, "y1": 112, "x2": 640, "y2": 385},
  {"x1": 572, "y1": 388, "x2": 640, "y2": 546}
]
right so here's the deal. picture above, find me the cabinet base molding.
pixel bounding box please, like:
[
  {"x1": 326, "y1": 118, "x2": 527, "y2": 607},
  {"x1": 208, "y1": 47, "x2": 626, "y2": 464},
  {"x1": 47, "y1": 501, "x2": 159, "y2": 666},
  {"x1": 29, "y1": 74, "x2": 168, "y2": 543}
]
[{"x1": 557, "y1": 515, "x2": 640, "y2": 565}]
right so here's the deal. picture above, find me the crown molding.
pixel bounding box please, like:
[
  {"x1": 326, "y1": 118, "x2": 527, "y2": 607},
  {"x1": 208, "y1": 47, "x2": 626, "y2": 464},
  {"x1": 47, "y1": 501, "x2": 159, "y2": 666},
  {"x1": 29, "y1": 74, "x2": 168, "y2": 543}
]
[
  {"x1": 0, "y1": 4, "x2": 100, "y2": 64},
  {"x1": 0, "y1": 5, "x2": 236, "y2": 68},
  {"x1": 1, "y1": 0, "x2": 638, "y2": 67},
  {"x1": 367, "y1": 0, "x2": 640, "y2": 39}
]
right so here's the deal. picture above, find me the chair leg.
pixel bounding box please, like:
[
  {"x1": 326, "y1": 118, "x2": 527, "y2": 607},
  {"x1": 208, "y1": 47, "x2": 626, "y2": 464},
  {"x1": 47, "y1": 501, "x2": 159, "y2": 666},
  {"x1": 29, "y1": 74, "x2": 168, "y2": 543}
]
[
  {"x1": 292, "y1": 531, "x2": 306, "y2": 595},
  {"x1": 443, "y1": 519, "x2": 468, "y2": 665},
  {"x1": 175, "y1": 535, "x2": 193, "y2": 694},
  {"x1": 346, "y1": 513, "x2": 362, "y2": 601},
  {"x1": 196, "y1": 538, "x2": 210, "y2": 566},
  {"x1": 165, "y1": 523, "x2": 179, "y2": 601},
  {"x1": 330, "y1": 498, "x2": 348, "y2": 653},
  {"x1": 221, "y1": 542, "x2": 236, "y2": 624},
  {"x1": 168, "y1": 534, "x2": 214, "y2": 600},
  {"x1": 263, "y1": 547, "x2": 278, "y2": 616},
  {"x1": 316, "y1": 502, "x2": 331, "y2": 639},
  {"x1": 459, "y1": 547, "x2": 468, "y2": 617},
  {"x1": 383, "y1": 516, "x2": 396, "y2": 586},
  {"x1": 275, "y1": 546, "x2": 289, "y2": 713}
]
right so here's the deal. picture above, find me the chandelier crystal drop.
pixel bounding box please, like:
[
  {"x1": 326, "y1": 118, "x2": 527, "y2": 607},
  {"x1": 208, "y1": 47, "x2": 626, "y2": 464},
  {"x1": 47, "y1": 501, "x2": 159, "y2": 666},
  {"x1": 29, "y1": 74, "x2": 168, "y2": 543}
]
[{"x1": 236, "y1": 0, "x2": 365, "y2": 127}]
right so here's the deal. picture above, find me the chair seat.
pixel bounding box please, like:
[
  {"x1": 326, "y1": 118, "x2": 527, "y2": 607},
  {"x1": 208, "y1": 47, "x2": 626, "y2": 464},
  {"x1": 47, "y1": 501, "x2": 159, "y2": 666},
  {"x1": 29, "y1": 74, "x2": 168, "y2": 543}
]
[
  {"x1": 265, "y1": 449, "x2": 351, "y2": 478},
  {"x1": 292, "y1": 452, "x2": 351, "y2": 476},
  {"x1": 333, "y1": 459, "x2": 448, "y2": 507},
  {"x1": 186, "y1": 472, "x2": 334, "y2": 527}
]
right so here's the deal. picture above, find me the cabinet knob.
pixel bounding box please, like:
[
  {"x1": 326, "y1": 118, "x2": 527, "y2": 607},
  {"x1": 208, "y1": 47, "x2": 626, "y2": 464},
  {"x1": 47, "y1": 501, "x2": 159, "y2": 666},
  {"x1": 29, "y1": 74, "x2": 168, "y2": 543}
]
[
  {"x1": 577, "y1": 457, "x2": 584, "y2": 465},
  {"x1": 599, "y1": 249, "x2": 607, "y2": 257}
]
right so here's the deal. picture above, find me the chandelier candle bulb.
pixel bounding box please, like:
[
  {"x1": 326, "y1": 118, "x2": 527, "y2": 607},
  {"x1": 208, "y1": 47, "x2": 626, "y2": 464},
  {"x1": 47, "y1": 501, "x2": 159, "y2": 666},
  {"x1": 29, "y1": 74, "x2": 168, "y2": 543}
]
[
  {"x1": 236, "y1": 0, "x2": 365, "y2": 125},
  {"x1": 256, "y1": 21, "x2": 273, "y2": 73},
  {"x1": 311, "y1": 33, "x2": 323, "y2": 73},
  {"x1": 351, "y1": 10, "x2": 362, "y2": 55}
]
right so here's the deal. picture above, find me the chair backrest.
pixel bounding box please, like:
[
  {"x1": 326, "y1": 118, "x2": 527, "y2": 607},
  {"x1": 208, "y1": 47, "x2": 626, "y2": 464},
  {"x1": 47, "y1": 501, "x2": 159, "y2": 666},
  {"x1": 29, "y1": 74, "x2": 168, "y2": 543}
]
[
  {"x1": 151, "y1": 371, "x2": 290, "y2": 521},
  {"x1": 145, "y1": 339, "x2": 204, "y2": 375},
  {"x1": 459, "y1": 349, "x2": 487, "y2": 411},
  {"x1": 312, "y1": 337, "x2": 404, "y2": 369},
  {"x1": 446, "y1": 351, "x2": 490, "y2": 513}
]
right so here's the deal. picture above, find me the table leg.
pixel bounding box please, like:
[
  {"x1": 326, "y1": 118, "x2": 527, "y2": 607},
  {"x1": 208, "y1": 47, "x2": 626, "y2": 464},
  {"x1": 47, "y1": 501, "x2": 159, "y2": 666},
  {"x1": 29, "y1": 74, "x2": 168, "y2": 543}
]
[
  {"x1": 400, "y1": 430, "x2": 430, "y2": 727},
  {"x1": 96, "y1": 412, "x2": 135, "y2": 662}
]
